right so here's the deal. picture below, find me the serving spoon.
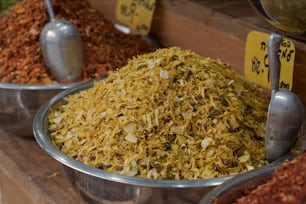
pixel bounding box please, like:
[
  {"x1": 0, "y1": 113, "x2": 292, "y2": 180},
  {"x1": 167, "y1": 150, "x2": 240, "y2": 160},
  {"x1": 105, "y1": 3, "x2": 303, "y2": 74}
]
[
  {"x1": 40, "y1": 0, "x2": 84, "y2": 81},
  {"x1": 265, "y1": 33, "x2": 305, "y2": 162}
]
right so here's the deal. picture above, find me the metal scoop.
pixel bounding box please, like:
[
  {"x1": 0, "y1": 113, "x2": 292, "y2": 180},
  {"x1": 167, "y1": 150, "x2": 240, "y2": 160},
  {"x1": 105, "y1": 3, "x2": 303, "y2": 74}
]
[
  {"x1": 40, "y1": 0, "x2": 84, "y2": 81},
  {"x1": 265, "y1": 33, "x2": 305, "y2": 162}
]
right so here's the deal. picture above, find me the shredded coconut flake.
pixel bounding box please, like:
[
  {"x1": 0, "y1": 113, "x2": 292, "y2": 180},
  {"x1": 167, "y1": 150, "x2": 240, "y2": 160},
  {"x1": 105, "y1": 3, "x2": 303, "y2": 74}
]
[
  {"x1": 159, "y1": 69, "x2": 169, "y2": 79},
  {"x1": 125, "y1": 133, "x2": 138, "y2": 143}
]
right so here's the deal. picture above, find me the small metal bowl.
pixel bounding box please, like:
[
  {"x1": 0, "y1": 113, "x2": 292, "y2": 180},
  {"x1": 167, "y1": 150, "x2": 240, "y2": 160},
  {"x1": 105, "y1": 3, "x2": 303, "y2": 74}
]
[
  {"x1": 33, "y1": 81, "x2": 238, "y2": 204},
  {"x1": 248, "y1": 0, "x2": 306, "y2": 40},
  {"x1": 199, "y1": 153, "x2": 298, "y2": 204},
  {"x1": 0, "y1": 81, "x2": 85, "y2": 137}
]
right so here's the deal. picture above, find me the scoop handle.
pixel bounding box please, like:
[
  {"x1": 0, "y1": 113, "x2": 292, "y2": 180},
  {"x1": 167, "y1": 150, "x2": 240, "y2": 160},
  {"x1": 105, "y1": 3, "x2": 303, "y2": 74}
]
[
  {"x1": 268, "y1": 33, "x2": 283, "y2": 94},
  {"x1": 45, "y1": 0, "x2": 55, "y2": 21}
]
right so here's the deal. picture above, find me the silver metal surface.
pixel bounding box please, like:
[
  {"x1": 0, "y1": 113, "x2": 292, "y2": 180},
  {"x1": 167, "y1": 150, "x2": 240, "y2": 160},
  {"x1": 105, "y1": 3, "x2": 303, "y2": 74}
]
[
  {"x1": 33, "y1": 81, "x2": 235, "y2": 204},
  {"x1": 248, "y1": 0, "x2": 306, "y2": 40},
  {"x1": 40, "y1": 0, "x2": 84, "y2": 81},
  {"x1": 265, "y1": 33, "x2": 305, "y2": 162},
  {"x1": 199, "y1": 152, "x2": 298, "y2": 204},
  {"x1": 0, "y1": 81, "x2": 85, "y2": 137}
]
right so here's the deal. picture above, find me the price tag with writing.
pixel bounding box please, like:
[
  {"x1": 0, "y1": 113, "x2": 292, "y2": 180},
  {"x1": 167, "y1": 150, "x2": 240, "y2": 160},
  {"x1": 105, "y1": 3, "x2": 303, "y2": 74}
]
[
  {"x1": 244, "y1": 31, "x2": 295, "y2": 90},
  {"x1": 115, "y1": 0, "x2": 156, "y2": 35}
]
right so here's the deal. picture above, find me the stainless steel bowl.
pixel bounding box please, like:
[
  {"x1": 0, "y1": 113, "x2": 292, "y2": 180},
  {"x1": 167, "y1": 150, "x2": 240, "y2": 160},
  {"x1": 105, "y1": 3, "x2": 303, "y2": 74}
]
[
  {"x1": 33, "y1": 81, "x2": 236, "y2": 204},
  {"x1": 248, "y1": 0, "x2": 306, "y2": 40},
  {"x1": 0, "y1": 81, "x2": 85, "y2": 137},
  {"x1": 199, "y1": 153, "x2": 297, "y2": 204}
]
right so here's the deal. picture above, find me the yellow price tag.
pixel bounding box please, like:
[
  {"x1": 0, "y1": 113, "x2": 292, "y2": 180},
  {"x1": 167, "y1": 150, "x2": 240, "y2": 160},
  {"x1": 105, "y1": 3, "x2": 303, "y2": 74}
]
[
  {"x1": 244, "y1": 31, "x2": 295, "y2": 90},
  {"x1": 115, "y1": 0, "x2": 156, "y2": 35}
]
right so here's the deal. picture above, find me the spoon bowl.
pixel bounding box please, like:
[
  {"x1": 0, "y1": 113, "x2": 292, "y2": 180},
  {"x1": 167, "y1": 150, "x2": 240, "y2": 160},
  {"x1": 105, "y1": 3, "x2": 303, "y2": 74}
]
[
  {"x1": 265, "y1": 89, "x2": 305, "y2": 160},
  {"x1": 40, "y1": 0, "x2": 84, "y2": 81}
]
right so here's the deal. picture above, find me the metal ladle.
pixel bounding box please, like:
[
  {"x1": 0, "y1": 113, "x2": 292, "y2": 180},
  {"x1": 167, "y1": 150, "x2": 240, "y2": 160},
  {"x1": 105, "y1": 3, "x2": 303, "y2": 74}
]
[
  {"x1": 265, "y1": 33, "x2": 305, "y2": 162},
  {"x1": 40, "y1": 0, "x2": 84, "y2": 81}
]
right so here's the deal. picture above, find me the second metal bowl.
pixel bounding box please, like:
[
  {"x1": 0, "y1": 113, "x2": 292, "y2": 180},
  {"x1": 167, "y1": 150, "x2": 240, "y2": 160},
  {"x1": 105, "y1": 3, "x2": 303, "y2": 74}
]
[
  {"x1": 0, "y1": 22, "x2": 158, "y2": 138},
  {"x1": 0, "y1": 81, "x2": 85, "y2": 137}
]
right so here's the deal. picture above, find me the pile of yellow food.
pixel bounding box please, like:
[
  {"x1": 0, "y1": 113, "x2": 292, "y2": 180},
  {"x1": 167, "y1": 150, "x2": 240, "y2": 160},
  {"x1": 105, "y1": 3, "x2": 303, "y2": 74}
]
[{"x1": 48, "y1": 47, "x2": 269, "y2": 180}]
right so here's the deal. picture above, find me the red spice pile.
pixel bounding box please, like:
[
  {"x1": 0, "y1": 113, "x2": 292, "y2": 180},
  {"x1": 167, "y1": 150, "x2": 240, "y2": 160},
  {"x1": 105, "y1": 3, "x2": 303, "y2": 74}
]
[
  {"x1": 0, "y1": 0, "x2": 154, "y2": 84},
  {"x1": 234, "y1": 151, "x2": 306, "y2": 204}
]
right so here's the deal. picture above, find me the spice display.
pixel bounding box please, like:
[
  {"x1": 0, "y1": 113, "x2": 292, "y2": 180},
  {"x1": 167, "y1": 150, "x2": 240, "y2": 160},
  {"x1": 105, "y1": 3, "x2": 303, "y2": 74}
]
[
  {"x1": 233, "y1": 151, "x2": 306, "y2": 204},
  {"x1": 0, "y1": 0, "x2": 154, "y2": 84},
  {"x1": 48, "y1": 47, "x2": 269, "y2": 180}
]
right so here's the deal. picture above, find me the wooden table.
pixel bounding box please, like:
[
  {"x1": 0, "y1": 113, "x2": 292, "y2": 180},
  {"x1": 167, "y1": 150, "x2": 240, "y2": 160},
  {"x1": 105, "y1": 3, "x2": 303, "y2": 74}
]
[{"x1": 0, "y1": 129, "x2": 84, "y2": 204}]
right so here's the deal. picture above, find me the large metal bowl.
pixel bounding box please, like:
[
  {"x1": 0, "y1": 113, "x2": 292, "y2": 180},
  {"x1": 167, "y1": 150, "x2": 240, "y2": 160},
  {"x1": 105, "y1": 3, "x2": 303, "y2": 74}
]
[
  {"x1": 248, "y1": 0, "x2": 306, "y2": 40},
  {"x1": 33, "y1": 80, "x2": 237, "y2": 204},
  {"x1": 0, "y1": 81, "x2": 85, "y2": 137},
  {"x1": 199, "y1": 152, "x2": 298, "y2": 204}
]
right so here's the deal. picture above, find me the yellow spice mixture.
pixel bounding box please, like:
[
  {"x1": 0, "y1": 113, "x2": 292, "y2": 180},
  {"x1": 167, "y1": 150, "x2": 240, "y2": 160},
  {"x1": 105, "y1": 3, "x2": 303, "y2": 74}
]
[{"x1": 48, "y1": 47, "x2": 269, "y2": 180}]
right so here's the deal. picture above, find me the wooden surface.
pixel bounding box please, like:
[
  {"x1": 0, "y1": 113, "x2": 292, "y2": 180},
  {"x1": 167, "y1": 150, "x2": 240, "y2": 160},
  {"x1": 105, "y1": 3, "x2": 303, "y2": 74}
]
[
  {"x1": 1, "y1": 0, "x2": 306, "y2": 203},
  {"x1": 0, "y1": 129, "x2": 84, "y2": 204}
]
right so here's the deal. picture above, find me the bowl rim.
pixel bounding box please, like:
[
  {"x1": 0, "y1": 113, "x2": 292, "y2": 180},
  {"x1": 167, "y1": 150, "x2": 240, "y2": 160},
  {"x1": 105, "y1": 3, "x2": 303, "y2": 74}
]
[
  {"x1": 0, "y1": 80, "x2": 87, "y2": 90},
  {"x1": 32, "y1": 80, "x2": 235, "y2": 188}
]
